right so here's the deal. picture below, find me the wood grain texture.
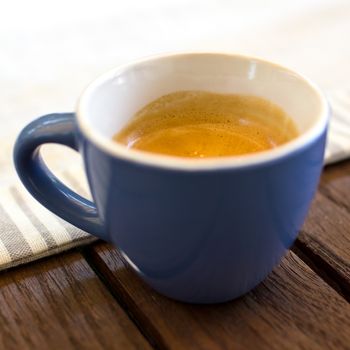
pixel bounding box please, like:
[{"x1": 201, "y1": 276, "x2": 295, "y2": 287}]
[
  {"x1": 320, "y1": 160, "x2": 350, "y2": 210},
  {"x1": 296, "y1": 160, "x2": 350, "y2": 295},
  {"x1": 0, "y1": 251, "x2": 151, "y2": 350},
  {"x1": 88, "y1": 243, "x2": 350, "y2": 350}
]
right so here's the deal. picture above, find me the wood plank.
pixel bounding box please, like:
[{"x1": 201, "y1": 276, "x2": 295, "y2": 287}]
[
  {"x1": 0, "y1": 251, "x2": 151, "y2": 350},
  {"x1": 320, "y1": 160, "x2": 350, "y2": 210},
  {"x1": 296, "y1": 160, "x2": 350, "y2": 295},
  {"x1": 87, "y1": 243, "x2": 350, "y2": 350}
]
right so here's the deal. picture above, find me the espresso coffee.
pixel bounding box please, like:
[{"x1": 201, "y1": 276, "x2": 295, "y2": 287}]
[{"x1": 113, "y1": 91, "x2": 298, "y2": 158}]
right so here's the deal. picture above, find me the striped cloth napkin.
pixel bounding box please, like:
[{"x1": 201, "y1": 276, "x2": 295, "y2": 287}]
[
  {"x1": 0, "y1": 167, "x2": 96, "y2": 270},
  {"x1": 0, "y1": 90, "x2": 349, "y2": 271}
]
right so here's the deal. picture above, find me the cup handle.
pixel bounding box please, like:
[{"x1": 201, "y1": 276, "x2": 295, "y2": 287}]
[{"x1": 13, "y1": 113, "x2": 108, "y2": 241}]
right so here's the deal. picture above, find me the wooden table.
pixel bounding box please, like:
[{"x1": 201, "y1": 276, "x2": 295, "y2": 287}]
[{"x1": 0, "y1": 161, "x2": 350, "y2": 350}]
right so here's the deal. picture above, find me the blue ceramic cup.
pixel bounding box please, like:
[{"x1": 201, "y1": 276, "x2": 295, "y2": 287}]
[{"x1": 14, "y1": 53, "x2": 329, "y2": 303}]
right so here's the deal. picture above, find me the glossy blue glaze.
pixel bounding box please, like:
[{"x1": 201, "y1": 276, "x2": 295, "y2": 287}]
[
  {"x1": 81, "y1": 129, "x2": 326, "y2": 303},
  {"x1": 13, "y1": 113, "x2": 107, "y2": 240},
  {"x1": 14, "y1": 113, "x2": 327, "y2": 303}
]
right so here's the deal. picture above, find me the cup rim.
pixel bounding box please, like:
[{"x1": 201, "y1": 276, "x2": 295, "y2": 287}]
[{"x1": 76, "y1": 51, "x2": 330, "y2": 171}]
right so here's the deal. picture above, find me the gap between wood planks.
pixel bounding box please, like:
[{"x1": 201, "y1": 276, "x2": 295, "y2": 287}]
[
  {"x1": 81, "y1": 237, "x2": 350, "y2": 318},
  {"x1": 81, "y1": 246, "x2": 163, "y2": 350},
  {"x1": 291, "y1": 239, "x2": 350, "y2": 303},
  {"x1": 291, "y1": 160, "x2": 350, "y2": 302}
]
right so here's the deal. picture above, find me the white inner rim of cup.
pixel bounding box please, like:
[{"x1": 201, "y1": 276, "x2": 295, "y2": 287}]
[{"x1": 77, "y1": 52, "x2": 329, "y2": 171}]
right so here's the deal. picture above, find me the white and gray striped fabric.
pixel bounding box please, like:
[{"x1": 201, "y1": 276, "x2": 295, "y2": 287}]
[
  {"x1": 0, "y1": 90, "x2": 348, "y2": 271},
  {"x1": 0, "y1": 167, "x2": 96, "y2": 270}
]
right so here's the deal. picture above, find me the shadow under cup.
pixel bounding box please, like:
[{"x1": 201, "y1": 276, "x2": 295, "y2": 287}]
[{"x1": 18, "y1": 53, "x2": 330, "y2": 303}]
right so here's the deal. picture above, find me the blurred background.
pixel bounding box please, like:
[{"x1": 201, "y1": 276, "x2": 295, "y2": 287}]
[{"x1": 1, "y1": 0, "x2": 349, "y2": 183}]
